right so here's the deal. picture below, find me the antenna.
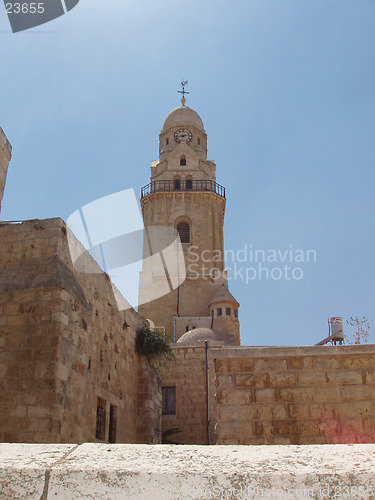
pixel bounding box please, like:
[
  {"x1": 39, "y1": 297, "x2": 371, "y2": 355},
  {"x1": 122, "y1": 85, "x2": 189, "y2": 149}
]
[{"x1": 178, "y1": 80, "x2": 189, "y2": 106}]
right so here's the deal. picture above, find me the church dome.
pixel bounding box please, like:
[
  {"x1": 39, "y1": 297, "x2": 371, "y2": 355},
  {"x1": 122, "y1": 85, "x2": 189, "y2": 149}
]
[
  {"x1": 163, "y1": 105, "x2": 205, "y2": 132},
  {"x1": 177, "y1": 327, "x2": 225, "y2": 344}
]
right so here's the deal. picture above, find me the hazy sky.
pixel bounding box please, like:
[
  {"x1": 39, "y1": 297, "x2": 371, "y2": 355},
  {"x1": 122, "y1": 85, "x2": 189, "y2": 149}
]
[{"x1": 1, "y1": 0, "x2": 375, "y2": 346}]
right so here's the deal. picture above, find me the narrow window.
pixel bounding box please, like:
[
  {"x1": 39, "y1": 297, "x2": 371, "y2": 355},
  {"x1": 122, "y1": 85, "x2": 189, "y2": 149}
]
[
  {"x1": 166, "y1": 138, "x2": 169, "y2": 145},
  {"x1": 217, "y1": 308, "x2": 222, "y2": 317},
  {"x1": 174, "y1": 179, "x2": 181, "y2": 190},
  {"x1": 180, "y1": 156, "x2": 186, "y2": 166},
  {"x1": 162, "y1": 387, "x2": 176, "y2": 415},
  {"x1": 96, "y1": 397, "x2": 106, "y2": 441},
  {"x1": 198, "y1": 138, "x2": 201, "y2": 145},
  {"x1": 186, "y1": 179, "x2": 193, "y2": 190},
  {"x1": 234, "y1": 309, "x2": 238, "y2": 318},
  {"x1": 109, "y1": 405, "x2": 117, "y2": 443},
  {"x1": 186, "y1": 325, "x2": 189, "y2": 332},
  {"x1": 226, "y1": 308, "x2": 231, "y2": 316},
  {"x1": 177, "y1": 222, "x2": 190, "y2": 244}
]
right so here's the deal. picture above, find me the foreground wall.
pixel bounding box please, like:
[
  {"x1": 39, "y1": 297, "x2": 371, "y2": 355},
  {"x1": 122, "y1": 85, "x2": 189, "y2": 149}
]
[
  {"x1": 0, "y1": 127, "x2": 11, "y2": 215},
  {"x1": 0, "y1": 218, "x2": 161, "y2": 444},
  {"x1": 1, "y1": 443, "x2": 375, "y2": 499}
]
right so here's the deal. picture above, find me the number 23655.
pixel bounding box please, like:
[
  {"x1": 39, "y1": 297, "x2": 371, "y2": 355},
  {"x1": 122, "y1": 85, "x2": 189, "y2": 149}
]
[{"x1": 6, "y1": 3, "x2": 45, "y2": 14}]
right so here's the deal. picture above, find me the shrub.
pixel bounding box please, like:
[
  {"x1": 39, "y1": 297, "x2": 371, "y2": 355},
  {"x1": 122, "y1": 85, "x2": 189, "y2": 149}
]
[{"x1": 135, "y1": 326, "x2": 174, "y2": 366}]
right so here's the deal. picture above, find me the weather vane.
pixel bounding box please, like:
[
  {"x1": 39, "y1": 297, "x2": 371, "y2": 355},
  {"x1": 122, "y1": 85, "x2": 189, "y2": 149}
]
[{"x1": 178, "y1": 80, "x2": 189, "y2": 106}]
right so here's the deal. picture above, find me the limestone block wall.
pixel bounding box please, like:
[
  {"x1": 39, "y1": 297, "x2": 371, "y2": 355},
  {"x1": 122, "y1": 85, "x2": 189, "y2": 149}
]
[
  {"x1": 0, "y1": 218, "x2": 161, "y2": 444},
  {"x1": 0, "y1": 127, "x2": 12, "y2": 215},
  {"x1": 136, "y1": 356, "x2": 162, "y2": 444},
  {"x1": 213, "y1": 345, "x2": 375, "y2": 445},
  {"x1": 2, "y1": 443, "x2": 375, "y2": 499},
  {"x1": 159, "y1": 343, "x2": 218, "y2": 445}
]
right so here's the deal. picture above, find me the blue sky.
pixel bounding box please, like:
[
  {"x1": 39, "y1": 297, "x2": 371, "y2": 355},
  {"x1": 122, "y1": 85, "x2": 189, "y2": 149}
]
[{"x1": 1, "y1": 0, "x2": 374, "y2": 346}]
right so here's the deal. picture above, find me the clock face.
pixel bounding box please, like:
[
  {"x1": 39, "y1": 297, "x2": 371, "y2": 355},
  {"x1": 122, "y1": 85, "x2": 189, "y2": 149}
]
[{"x1": 174, "y1": 129, "x2": 192, "y2": 143}]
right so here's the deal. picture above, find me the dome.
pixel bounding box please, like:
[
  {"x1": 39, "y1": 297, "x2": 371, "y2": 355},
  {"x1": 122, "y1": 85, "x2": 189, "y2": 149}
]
[
  {"x1": 163, "y1": 105, "x2": 204, "y2": 132},
  {"x1": 177, "y1": 327, "x2": 225, "y2": 345}
]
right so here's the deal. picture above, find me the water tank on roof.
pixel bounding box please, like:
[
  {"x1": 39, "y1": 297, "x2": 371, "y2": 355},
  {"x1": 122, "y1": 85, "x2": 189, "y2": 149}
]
[{"x1": 329, "y1": 317, "x2": 344, "y2": 341}]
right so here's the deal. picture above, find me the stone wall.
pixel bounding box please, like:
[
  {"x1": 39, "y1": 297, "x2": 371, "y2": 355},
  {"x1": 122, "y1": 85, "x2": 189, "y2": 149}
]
[
  {"x1": 214, "y1": 345, "x2": 375, "y2": 445},
  {"x1": 160, "y1": 343, "x2": 375, "y2": 445},
  {"x1": 2, "y1": 443, "x2": 375, "y2": 499},
  {"x1": 136, "y1": 356, "x2": 162, "y2": 444},
  {"x1": 160, "y1": 343, "x2": 218, "y2": 445},
  {"x1": 0, "y1": 218, "x2": 161, "y2": 444},
  {"x1": 0, "y1": 127, "x2": 12, "y2": 215}
]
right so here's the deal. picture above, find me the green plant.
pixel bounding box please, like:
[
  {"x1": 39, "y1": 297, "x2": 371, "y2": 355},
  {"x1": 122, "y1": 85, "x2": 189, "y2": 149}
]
[
  {"x1": 135, "y1": 326, "x2": 174, "y2": 365},
  {"x1": 162, "y1": 428, "x2": 180, "y2": 444},
  {"x1": 345, "y1": 316, "x2": 370, "y2": 345}
]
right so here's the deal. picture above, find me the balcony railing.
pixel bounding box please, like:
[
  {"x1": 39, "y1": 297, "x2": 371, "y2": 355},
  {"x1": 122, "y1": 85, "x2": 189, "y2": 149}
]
[{"x1": 141, "y1": 180, "x2": 226, "y2": 199}]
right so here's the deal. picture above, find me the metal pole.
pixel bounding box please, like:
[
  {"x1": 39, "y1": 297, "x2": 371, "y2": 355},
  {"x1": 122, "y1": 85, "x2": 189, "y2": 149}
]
[{"x1": 205, "y1": 340, "x2": 210, "y2": 445}]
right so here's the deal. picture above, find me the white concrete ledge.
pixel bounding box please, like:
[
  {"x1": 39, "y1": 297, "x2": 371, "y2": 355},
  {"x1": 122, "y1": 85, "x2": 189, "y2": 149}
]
[{"x1": 1, "y1": 444, "x2": 375, "y2": 499}]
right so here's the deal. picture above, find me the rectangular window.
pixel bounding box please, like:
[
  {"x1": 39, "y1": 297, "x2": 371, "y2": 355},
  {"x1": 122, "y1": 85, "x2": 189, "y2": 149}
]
[
  {"x1": 96, "y1": 397, "x2": 106, "y2": 441},
  {"x1": 234, "y1": 309, "x2": 238, "y2": 318},
  {"x1": 217, "y1": 308, "x2": 222, "y2": 316},
  {"x1": 162, "y1": 386, "x2": 176, "y2": 415},
  {"x1": 109, "y1": 405, "x2": 117, "y2": 443},
  {"x1": 226, "y1": 308, "x2": 231, "y2": 316}
]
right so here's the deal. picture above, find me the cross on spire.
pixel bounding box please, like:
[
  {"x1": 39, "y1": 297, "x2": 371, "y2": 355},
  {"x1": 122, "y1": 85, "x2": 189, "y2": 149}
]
[{"x1": 178, "y1": 80, "x2": 189, "y2": 106}]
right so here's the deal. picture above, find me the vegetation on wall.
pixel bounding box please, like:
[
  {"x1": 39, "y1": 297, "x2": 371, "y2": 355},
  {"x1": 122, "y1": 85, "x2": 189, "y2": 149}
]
[{"x1": 135, "y1": 325, "x2": 174, "y2": 366}]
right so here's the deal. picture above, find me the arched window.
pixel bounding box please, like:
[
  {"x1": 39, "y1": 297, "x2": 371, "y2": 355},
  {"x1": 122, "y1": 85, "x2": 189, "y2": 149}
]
[
  {"x1": 174, "y1": 179, "x2": 181, "y2": 190},
  {"x1": 177, "y1": 222, "x2": 190, "y2": 244},
  {"x1": 180, "y1": 156, "x2": 186, "y2": 166},
  {"x1": 186, "y1": 178, "x2": 193, "y2": 190}
]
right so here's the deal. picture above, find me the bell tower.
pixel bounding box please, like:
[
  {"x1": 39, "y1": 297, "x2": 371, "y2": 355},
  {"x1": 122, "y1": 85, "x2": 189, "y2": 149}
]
[{"x1": 139, "y1": 85, "x2": 240, "y2": 345}]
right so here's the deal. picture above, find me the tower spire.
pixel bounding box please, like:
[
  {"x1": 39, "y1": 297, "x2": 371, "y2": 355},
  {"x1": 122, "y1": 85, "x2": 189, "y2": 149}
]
[{"x1": 178, "y1": 80, "x2": 189, "y2": 106}]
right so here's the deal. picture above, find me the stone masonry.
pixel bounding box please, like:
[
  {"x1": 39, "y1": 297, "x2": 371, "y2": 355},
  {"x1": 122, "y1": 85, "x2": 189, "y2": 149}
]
[
  {"x1": 0, "y1": 127, "x2": 12, "y2": 215},
  {"x1": 160, "y1": 342, "x2": 375, "y2": 445},
  {"x1": 0, "y1": 218, "x2": 161, "y2": 444}
]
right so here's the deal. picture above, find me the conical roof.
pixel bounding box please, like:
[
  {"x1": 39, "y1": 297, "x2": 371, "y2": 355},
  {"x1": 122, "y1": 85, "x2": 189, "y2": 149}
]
[{"x1": 208, "y1": 284, "x2": 239, "y2": 307}]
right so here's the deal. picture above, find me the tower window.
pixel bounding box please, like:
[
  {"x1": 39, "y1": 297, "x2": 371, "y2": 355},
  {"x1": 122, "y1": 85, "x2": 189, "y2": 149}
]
[
  {"x1": 180, "y1": 156, "x2": 186, "y2": 166},
  {"x1": 217, "y1": 308, "x2": 222, "y2": 316},
  {"x1": 186, "y1": 179, "x2": 193, "y2": 190},
  {"x1": 234, "y1": 309, "x2": 238, "y2": 318},
  {"x1": 198, "y1": 138, "x2": 201, "y2": 145},
  {"x1": 166, "y1": 138, "x2": 169, "y2": 145},
  {"x1": 226, "y1": 308, "x2": 231, "y2": 316},
  {"x1": 177, "y1": 222, "x2": 190, "y2": 243},
  {"x1": 162, "y1": 386, "x2": 176, "y2": 415}
]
